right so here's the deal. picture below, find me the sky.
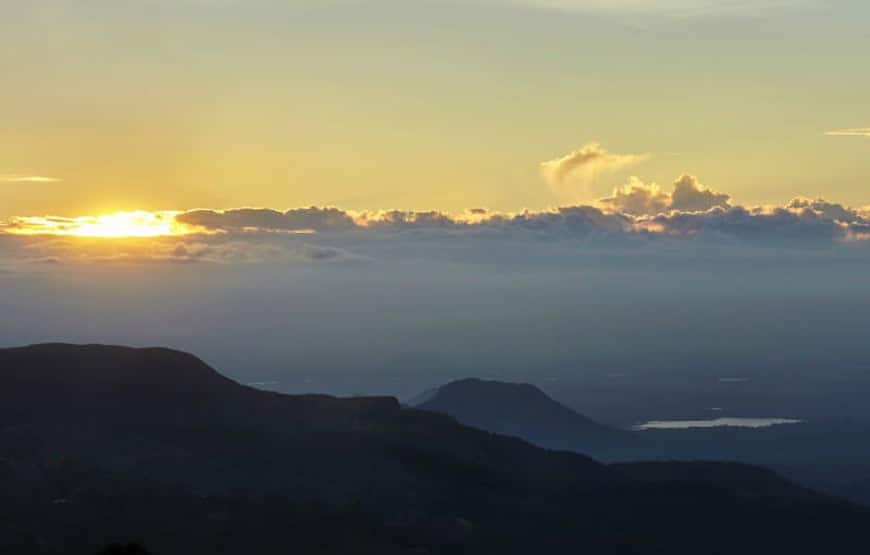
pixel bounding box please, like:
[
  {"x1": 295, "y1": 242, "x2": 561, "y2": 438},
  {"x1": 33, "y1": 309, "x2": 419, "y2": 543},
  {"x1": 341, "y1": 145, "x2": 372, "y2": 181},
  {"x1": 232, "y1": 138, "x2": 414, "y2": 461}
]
[
  {"x1": 1, "y1": 0, "x2": 869, "y2": 220},
  {"x1": 2, "y1": 1, "x2": 870, "y2": 423}
]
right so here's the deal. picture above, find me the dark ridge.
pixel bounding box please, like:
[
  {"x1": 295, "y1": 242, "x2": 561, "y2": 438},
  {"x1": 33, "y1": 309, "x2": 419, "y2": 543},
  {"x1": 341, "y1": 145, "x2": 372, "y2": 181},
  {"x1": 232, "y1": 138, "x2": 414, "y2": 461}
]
[
  {"x1": 0, "y1": 342, "x2": 401, "y2": 419},
  {"x1": 0, "y1": 343, "x2": 237, "y2": 391}
]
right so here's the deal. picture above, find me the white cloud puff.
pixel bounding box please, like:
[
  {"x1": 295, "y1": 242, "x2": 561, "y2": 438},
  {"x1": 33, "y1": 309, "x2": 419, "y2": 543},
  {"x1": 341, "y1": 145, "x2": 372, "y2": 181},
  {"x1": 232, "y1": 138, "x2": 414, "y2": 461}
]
[
  {"x1": 599, "y1": 174, "x2": 730, "y2": 216},
  {"x1": 599, "y1": 177, "x2": 671, "y2": 216}
]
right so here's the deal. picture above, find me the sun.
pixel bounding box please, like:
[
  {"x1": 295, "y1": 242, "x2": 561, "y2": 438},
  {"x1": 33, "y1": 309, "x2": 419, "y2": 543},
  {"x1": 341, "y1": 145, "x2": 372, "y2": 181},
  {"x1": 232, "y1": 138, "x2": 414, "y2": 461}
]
[
  {"x1": 3, "y1": 211, "x2": 199, "y2": 238},
  {"x1": 64, "y1": 212, "x2": 182, "y2": 238}
]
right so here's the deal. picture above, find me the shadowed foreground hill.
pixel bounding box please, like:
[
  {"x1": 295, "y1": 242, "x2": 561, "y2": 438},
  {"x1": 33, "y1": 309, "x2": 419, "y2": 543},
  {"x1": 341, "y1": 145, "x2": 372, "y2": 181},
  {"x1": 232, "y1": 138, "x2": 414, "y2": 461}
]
[
  {"x1": 415, "y1": 378, "x2": 630, "y2": 451},
  {"x1": 1, "y1": 344, "x2": 869, "y2": 554}
]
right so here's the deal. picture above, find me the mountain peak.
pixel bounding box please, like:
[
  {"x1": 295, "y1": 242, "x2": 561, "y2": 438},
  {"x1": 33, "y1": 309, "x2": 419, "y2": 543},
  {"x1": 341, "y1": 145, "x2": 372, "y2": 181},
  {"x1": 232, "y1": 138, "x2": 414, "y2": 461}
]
[
  {"x1": 438, "y1": 377, "x2": 551, "y2": 398},
  {"x1": 416, "y1": 377, "x2": 629, "y2": 452}
]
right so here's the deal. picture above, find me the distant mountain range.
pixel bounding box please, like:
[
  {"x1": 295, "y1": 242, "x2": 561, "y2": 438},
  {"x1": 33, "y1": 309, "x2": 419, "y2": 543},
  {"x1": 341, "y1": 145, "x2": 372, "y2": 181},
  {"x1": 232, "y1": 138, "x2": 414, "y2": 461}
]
[
  {"x1": 413, "y1": 378, "x2": 631, "y2": 452},
  {"x1": 2, "y1": 343, "x2": 869, "y2": 554},
  {"x1": 412, "y1": 377, "x2": 870, "y2": 507}
]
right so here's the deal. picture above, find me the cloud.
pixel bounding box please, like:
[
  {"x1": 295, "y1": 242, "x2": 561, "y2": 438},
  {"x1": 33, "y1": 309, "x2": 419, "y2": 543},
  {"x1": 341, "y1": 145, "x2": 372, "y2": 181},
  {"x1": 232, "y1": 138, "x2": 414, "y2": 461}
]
[
  {"x1": 642, "y1": 203, "x2": 870, "y2": 244},
  {"x1": 2, "y1": 174, "x2": 869, "y2": 259},
  {"x1": 504, "y1": 0, "x2": 816, "y2": 19},
  {"x1": 0, "y1": 231, "x2": 366, "y2": 267},
  {"x1": 541, "y1": 143, "x2": 650, "y2": 201},
  {"x1": 599, "y1": 177, "x2": 670, "y2": 216},
  {"x1": 826, "y1": 128, "x2": 870, "y2": 137},
  {"x1": 0, "y1": 175, "x2": 60, "y2": 183},
  {"x1": 599, "y1": 174, "x2": 730, "y2": 215},
  {"x1": 640, "y1": 195, "x2": 870, "y2": 243},
  {"x1": 500, "y1": 206, "x2": 634, "y2": 237},
  {"x1": 670, "y1": 174, "x2": 731, "y2": 212},
  {"x1": 295, "y1": 244, "x2": 365, "y2": 262},
  {"x1": 360, "y1": 210, "x2": 459, "y2": 232},
  {"x1": 175, "y1": 207, "x2": 357, "y2": 232},
  {"x1": 786, "y1": 198, "x2": 862, "y2": 223},
  {"x1": 166, "y1": 240, "x2": 362, "y2": 264}
]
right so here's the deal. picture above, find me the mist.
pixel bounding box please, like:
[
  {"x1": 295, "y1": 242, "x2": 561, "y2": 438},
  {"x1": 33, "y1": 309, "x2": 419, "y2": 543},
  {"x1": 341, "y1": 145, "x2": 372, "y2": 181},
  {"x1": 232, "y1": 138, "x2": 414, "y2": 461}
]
[{"x1": 3, "y1": 229, "x2": 868, "y2": 426}]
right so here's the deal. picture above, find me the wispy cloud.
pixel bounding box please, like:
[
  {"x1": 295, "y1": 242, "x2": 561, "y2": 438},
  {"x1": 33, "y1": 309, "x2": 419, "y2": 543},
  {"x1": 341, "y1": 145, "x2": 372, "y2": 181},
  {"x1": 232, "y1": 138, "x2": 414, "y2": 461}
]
[
  {"x1": 826, "y1": 128, "x2": 870, "y2": 138},
  {"x1": 0, "y1": 174, "x2": 61, "y2": 183},
  {"x1": 541, "y1": 143, "x2": 650, "y2": 202},
  {"x1": 504, "y1": 0, "x2": 816, "y2": 19}
]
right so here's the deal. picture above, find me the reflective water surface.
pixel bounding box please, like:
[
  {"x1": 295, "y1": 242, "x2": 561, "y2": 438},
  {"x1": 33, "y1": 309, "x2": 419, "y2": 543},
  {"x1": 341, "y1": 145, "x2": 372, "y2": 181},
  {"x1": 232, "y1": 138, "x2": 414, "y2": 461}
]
[{"x1": 635, "y1": 417, "x2": 803, "y2": 430}]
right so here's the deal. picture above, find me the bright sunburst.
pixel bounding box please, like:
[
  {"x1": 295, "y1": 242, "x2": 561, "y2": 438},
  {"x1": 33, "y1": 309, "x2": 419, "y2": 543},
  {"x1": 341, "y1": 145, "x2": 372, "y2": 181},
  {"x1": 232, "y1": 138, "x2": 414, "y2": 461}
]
[{"x1": 2, "y1": 211, "x2": 197, "y2": 238}]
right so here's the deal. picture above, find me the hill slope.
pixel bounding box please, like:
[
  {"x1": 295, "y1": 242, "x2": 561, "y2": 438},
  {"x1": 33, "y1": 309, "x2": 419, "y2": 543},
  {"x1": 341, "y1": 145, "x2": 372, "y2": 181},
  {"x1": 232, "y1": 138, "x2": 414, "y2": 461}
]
[
  {"x1": 1, "y1": 344, "x2": 868, "y2": 554},
  {"x1": 416, "y1": 378, "x2": 630, "y2": 451}
]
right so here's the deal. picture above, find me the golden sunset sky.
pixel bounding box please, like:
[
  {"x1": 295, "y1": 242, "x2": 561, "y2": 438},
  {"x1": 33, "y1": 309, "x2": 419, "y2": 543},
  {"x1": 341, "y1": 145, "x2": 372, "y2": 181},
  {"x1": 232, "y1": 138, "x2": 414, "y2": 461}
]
[{"x1": 2, "y1": 0, "x2": 869, "y2": 223}]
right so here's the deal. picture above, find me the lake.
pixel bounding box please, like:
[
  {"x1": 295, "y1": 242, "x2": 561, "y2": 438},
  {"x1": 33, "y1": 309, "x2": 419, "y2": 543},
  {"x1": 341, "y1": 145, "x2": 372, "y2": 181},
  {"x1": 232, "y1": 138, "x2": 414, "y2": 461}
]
[{"x1": 634, "y1": 417, "x2": 803, "y2": 430}]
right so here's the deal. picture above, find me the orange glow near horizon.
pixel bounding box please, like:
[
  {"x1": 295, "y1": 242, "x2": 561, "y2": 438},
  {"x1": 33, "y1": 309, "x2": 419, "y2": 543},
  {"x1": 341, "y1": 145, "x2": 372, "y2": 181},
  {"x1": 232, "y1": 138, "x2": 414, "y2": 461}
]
[{"x1": 2, "y1": 211, "x2": 199, "y2": 238}]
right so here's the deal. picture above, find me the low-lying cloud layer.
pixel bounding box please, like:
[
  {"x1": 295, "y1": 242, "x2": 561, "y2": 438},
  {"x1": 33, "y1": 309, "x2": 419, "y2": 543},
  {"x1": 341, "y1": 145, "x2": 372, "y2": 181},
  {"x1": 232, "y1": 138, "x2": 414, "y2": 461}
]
[
  {"x1": 1, "y1": 173, "x2": 868, "y2": 268},
  {"x1": 155, "y1": 178, "x2": 870, "y2": 245},
  {"x1": 0, "y1": 234, "x2": 363, "y2": 268},
  {"x1": 175, "y1": 207, "x2": 357, "y2": 233}
]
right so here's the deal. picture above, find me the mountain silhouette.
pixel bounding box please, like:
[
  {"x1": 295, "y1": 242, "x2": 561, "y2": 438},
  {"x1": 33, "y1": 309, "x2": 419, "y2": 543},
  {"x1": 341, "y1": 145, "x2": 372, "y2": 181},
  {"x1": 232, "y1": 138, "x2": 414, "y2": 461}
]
[
  {"x1": 416, "y1": 378, "x2": 630, "y2": 451},
  {"x1": 2, "y1": 343, "x2": 869, "y2": 554}
]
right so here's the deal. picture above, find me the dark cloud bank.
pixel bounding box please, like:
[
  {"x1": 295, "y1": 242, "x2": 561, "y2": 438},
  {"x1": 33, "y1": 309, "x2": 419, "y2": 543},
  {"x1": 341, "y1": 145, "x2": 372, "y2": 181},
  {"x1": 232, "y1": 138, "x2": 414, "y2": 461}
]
[
  {"x1": 170, "y1": 176, "x2": 869, "y2": 246},
  {"x1": 1, "y1": 176, "x2": 868, "y2": 270}
]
